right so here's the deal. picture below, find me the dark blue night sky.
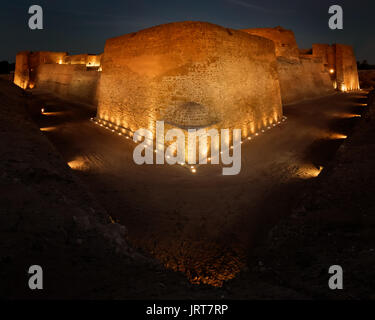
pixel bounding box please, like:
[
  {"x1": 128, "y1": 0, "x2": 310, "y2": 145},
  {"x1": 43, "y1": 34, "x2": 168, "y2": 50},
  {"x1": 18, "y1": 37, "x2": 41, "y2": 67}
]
[{"x1": 1, "y1": 0, "x2": 375, "y2": 63}]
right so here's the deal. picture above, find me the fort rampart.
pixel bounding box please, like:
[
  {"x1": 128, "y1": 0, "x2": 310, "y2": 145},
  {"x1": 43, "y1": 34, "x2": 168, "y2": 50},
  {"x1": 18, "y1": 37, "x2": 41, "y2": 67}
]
[
  {"x1": 14, "y1": 22, "x2": 360, "y2": 139},
  {"x1": 14, "y1": 51, "x2": 101, "y2": 105}
]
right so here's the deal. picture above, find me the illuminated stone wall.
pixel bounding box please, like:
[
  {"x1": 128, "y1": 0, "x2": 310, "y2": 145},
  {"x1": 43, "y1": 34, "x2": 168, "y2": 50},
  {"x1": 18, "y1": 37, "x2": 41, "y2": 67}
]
[
  {"x1": 14, "y1": 51, "x2": 67, "y2": 89},
  {"x1": 64, "y1": 54, "x2": 102, "y2": 67},
  {"x1": 14, "y1": 51, "x2": 30, "y2": 89},
  {"x1": 312, "y1": 44, "x2": 331, "y2": 66},
  {"x1": 97, "y1": 21, "x2": 283, "y2": 140},
  {"x1": 14, "y1": 23, "x2": 360, "y2": 129},
  {"x1": 311, "y1": 44, "x2": 360, "y2": 91},
  {"x1": 36, "y1": 64, "x2": 100, "y2": 105},
  {"x1": 335, "y1": 44, "x2": 360, "y2": 91},
  {"x1": 14, "y1": 51, "x2": 101, "y2": 104},
  {"x1": 241, "y1": 26, "x2": 300, "y2": 61},
  {"x1": 242, "y1": 27, "x2": 335, "y2": 104},
  {"x1": 276, "y1": 56, "x2": 334, "y2": 105}
]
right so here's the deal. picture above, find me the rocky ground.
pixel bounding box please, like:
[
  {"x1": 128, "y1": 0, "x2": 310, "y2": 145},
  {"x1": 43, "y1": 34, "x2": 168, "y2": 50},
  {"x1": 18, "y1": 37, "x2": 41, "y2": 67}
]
[
  {"x1": 0, "y1": 77, "x2": 225, "y2": 299},
  {"x1": 229, "y1": 89, "x2": 375, "y2": 300},
  {"x1": 1, "y1": 75, "x2": 375, "y2": 299}
]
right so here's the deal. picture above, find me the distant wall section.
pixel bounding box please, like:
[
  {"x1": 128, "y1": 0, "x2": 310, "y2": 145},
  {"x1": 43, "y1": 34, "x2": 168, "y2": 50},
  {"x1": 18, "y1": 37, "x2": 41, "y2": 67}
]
[
  {"x1": 14, "y1": 51, "x2": 67, "y2": 89},
  {"x1": 311, "y1": 44, "x2": 360, "y2": 91},
  {"x1": 276, "y1": 56, "x2": 334, "y2": 105},
  {"x1": 241, "y1": 26, "x2": 300, "y2": 61},
  {"x1": 14, "y1": 51, "x2": 101, "y2": 105},
  {"x1": 64, "y1": 54, "x2": 102, "y2": 67},
  {"x1": 335, "y1": 44, "x2": 360, "y2": 91},
  {"x1": 36, "y1": 64, "x2": 100, "y2": 105},
  {"x1": 242, "y1": 27, "x2": 335, "y2": 105}
]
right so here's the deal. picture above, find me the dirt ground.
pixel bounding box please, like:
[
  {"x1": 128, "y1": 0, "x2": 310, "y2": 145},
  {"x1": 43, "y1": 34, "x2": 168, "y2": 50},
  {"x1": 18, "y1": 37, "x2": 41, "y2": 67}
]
[
  {"x1": 1, "y1": 74, "x2": 375, "y2": 299},
  {"x1": 31, "y1": 85, "x2": 368, "y2": 287},
  {"x1": 0, "y1": 78, "x2": 222, "y2": 300}
]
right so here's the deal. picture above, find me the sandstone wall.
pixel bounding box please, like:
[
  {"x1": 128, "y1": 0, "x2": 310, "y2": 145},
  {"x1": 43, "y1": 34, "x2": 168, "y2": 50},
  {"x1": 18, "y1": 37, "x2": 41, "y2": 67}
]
[
  {"x1": 311, "y1": 44, "x2": 360, "y2": 91},
  {"x1": 335, "y1": 44, "x2": 360, "y2": 91},
  {"x1": 14, "y1": 51, "x2": 30, "y2": 89},
  {"x1": 312, "y1": 44, "x2": 330, "y2": 65},
  {"x1": 64, "y1": 54, "x2": 102, "y2": 67},
  {"x1": 35, "y1": 64, "x2": 100, "y2": 105},
  {"x1": 241, "y1": 27, "x2": 334, "y2": 104},
  {"x1": 241, "y1": 27, "x2": 300, "y2": 61},
  {"x1": 277, "y1": 56, "x2": 334, "y2": 105},
  {"x1": 14, "y1": 51, "x2": 101, "y2": 105},
  {"x1": 97, "y1": 21, "x2": 283, "y2": 140},
  {"x1": 14, "y1": 51, "x2": 67, "y2": 89}
]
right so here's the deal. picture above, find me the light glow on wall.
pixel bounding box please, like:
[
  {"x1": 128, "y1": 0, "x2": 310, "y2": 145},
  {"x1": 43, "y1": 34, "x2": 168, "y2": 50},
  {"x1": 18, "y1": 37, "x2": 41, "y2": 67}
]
[
  {"x1": 67, "y1": 157, "x2": 90, "y2": 171},
  {"x1": 91, "y1": 115, "x2": 288, "y2": 174},
  {"x1": 40, "y1": 127, "x2": 56, "y2": 132},
  {"x1": 297, "y1": 164, "x2": 324, "y2": 179},
  {"x1": 42, "y1": 111, "x2": 65, "y2": 116},
  {"x1": 330, "y1": 133, "x2": 348, "y2": 140},
  {"x1": 336, "y1": 113, "x2": 362, "y2": 119}
]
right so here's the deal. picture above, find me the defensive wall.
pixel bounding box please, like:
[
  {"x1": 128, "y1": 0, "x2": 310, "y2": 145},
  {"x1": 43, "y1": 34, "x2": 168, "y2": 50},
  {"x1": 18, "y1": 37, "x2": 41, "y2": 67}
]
[
  {"x1": 14, "y1": 22, "x2": 360, "y2": 150},
  {"x1": 97, "y1": 21, "x2": 283, "y2": 145},
  {"x1": 14, "y1": 51, "x2": 101, "y2": 105},
  {"x1": 242, "y1": 26, "x2": 335, "y2": 105}
]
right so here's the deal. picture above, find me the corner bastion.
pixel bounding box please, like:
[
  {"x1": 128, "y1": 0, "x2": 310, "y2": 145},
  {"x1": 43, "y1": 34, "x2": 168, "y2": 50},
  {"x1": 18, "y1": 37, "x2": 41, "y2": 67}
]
[
  {"x1": 312, "y1": 44, "x2": 360, "y2": 92},
  {"x1": 97, "y1": 21, "x2": 283, "y2": 140}
]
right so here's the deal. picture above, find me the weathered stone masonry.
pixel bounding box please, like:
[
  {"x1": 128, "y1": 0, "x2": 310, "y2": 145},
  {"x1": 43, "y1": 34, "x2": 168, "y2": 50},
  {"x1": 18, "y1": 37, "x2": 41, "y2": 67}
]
[
  {"x1": 14, "y1": 22, "x2": 360, "y2": 143},
  {"x1": 14, "y1": 51, "x2": 101, "y2": 105},
  {"x1": 311, "y1": 43, "x2": 360, "y2": 92},
  {"x1": 242, "y1": 27, "x2": 335, "y2": 105},
  {"x1": 97, "y1": 21, "x2": 283, "y2": 140}
]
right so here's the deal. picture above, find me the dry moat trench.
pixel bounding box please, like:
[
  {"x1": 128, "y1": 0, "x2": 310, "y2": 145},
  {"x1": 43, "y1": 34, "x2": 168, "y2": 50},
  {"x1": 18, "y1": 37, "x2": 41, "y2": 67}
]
[{"x1": 29, "y1": 89, "x2": 368, "y2": 287}]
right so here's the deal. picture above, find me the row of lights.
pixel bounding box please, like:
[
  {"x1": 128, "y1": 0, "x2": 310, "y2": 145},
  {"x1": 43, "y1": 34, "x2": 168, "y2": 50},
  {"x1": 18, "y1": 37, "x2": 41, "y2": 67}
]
[
  {"x1": 90, "y1": 116, "x2": 288, "y2": 174},
  {"x1": 90, "y1": 117, "x2": 197, "y2": 173}
]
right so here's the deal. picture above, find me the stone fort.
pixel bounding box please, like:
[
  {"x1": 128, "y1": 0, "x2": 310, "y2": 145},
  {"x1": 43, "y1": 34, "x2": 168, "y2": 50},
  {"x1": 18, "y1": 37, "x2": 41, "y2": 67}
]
[{"x1": 14, "y1": 21, "x2": 360, "y2": 148}]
